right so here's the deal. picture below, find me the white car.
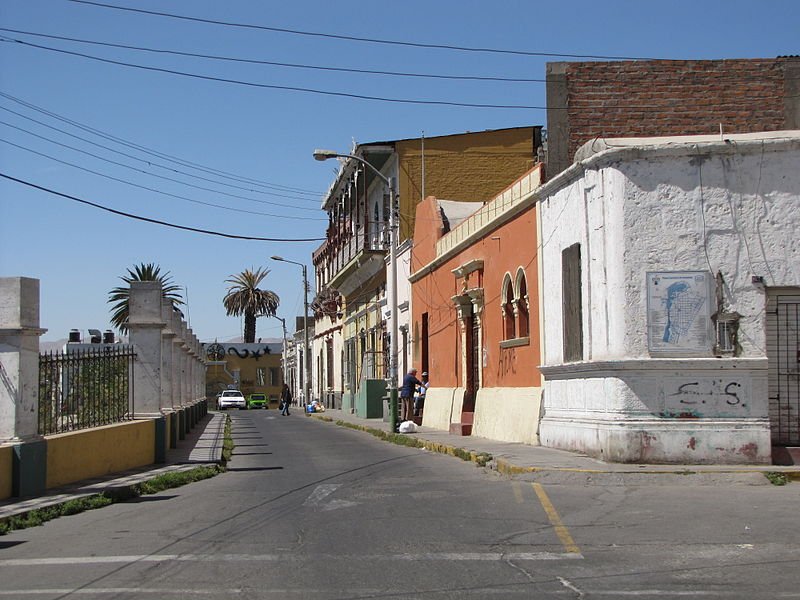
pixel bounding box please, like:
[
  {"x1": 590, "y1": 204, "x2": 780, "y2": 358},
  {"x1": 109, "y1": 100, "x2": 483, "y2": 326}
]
[{"x1": 217, "y1": 390, "x2": 246, "y2": 410}]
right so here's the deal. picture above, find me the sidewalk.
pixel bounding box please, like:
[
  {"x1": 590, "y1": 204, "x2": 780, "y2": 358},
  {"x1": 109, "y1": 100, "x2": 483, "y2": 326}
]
[
  {"x1": 309, "y1": 408, "x2": 800, "y2": 485},
  {"x1": 0, "y1": 412, "x2": 226, "y2": 522}
]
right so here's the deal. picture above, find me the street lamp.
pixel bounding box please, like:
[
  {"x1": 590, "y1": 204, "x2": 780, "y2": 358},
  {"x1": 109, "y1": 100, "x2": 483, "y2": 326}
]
[
  {"x1": 271, "y1": 255, "x2": 311, "y2": 408},
  {"x1": 272, "y1": 315, "x2": 288, "y2": 385},
  {"x1": 313, "y1": 149, "x2": 400, "y2": 433}
]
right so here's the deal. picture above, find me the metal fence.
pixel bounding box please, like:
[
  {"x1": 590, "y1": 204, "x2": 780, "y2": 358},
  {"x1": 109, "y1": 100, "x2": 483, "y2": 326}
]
[{"x1": 38, "y1": 346, "x2": 136, "y2": 435}]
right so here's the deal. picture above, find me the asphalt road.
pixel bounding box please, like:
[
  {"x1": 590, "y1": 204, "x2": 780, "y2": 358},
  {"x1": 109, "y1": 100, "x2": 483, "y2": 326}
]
[{"x1": 1, "y1": 410, "x2": 799, "y2": 599}]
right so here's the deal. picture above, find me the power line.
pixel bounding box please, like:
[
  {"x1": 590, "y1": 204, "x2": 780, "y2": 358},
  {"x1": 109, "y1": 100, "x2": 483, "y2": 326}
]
[
  {"x1": 68, "y1": 0, "x2": 656, "y2": 61},
  {"x1": 0, "y1": 27, "x2": 547, "y2": 83},
  {"x1": 0, "y1": 36, "x2": 551, "y2": 110},
  {"x1": 3, "y1": 38, "x2": 782, "y2": 113},
  {"x1": 0, "y1": 91, "x2": 322, "y2": 198},
  {"x1": 0, "y1": 106, "x2": 318, "y2": 202},
  {"x1": 0, "y1": 138, "x2": 327, "y2": 221},
  {"x1": 0, "y1": 172, "x2": 326, "y2": 242},
  {"x1": 0, "y1": 116, "x2": 323, "y2": 211}
]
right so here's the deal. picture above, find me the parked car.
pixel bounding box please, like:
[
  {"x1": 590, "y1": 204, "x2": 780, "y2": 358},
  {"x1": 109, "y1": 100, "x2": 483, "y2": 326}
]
[
  {"x1": 217, "y1": 389, "x2": 246, "y2": 410},
  {"x1": 247, "y1": 393, "x2": 267, "y2": 409}
]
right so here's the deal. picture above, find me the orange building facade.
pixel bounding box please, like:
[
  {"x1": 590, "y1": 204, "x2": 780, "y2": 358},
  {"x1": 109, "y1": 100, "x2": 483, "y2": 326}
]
[{"x1": 410, "y1": 166, "x2": 544, "y2": 444}]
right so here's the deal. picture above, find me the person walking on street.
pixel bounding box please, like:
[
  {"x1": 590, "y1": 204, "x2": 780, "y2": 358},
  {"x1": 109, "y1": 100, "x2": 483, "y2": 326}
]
[
  {"x1": 400, "y1": 368, "x2": 422, "y2": 422},
  {"x1": 414, "y1": 372, "x2": 429, "y2": 417},
  {"x1": 280, "y1": 383, "x2": 292, "y2": 416}
]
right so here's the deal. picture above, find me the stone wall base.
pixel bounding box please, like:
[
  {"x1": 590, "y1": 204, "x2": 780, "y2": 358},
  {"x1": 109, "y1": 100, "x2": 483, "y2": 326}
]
[
  {"x1": 421, "y1": 388, "x2": 465, "y2": 431},
  {"x1": 473, "y1": 387, "x2": 543, "y2": 445},
  {"x1": 539, "y1": 416, "x2": 772, "y2": 464}
]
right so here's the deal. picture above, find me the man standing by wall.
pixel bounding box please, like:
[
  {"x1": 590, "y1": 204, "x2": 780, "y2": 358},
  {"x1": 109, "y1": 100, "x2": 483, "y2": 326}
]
[{"x1": 400, "y1": 368, "x2": 422, "y2": 423}]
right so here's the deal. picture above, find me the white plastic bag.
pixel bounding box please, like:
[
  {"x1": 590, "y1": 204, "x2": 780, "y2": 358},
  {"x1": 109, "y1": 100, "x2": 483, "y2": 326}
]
[{"x1": 398, "y1": 420, "x2": 417, "y2": 433}]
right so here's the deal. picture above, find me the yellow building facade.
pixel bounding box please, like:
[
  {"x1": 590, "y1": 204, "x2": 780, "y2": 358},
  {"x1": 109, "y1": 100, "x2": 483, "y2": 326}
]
[{"x1": 204, "y1": 342, "x2": 283, "y2": 405}]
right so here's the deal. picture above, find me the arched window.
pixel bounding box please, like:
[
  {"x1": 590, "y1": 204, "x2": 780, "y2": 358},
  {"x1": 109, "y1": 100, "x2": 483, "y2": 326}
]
[
  {"x1": 502, "y1": 274, "x2": 515, "y2": 340},
  {"x1": 516, "y1": 269, "x2": 530, "y2": 338}
]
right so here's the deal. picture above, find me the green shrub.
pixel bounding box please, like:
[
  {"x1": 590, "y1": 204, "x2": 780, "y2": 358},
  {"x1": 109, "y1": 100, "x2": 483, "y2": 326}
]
[{"x1": 765, "y1": 472, "x2": 789, "y2": 486}]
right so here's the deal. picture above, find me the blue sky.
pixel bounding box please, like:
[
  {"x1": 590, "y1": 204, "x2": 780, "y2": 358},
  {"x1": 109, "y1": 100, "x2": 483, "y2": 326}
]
[{"x1": 1, "y1": 0, "x2": 798, "y2": 343}]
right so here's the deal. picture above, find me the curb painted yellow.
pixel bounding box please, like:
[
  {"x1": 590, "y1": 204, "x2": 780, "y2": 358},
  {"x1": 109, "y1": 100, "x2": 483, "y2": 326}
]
[
  {"x1": 315, "y1": 416, "x2": 800, "y2": 479},
  {"x1": 0, "y1": 444, "x2": 12, "y2": 500},
  {"x1": 494, "y1": 457, "x2": 800, "y2": 476},
  {"x1": 317, "y1": 416, "x2": 493, "y2": 467},
  {"x1": 46, "y1": 420, "x2": 155, "y2": 489}
]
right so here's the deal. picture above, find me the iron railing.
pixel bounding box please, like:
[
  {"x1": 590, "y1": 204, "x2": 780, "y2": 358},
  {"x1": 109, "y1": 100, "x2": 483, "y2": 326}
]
[{"x1": 38, "y1": 346, "x2": 135, "y2": 435}]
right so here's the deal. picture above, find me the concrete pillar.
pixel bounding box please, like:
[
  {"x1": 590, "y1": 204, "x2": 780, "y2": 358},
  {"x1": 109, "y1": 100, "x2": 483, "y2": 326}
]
[
  {"x1": 160, "y1": 299, "x2": 176, "y2": 411},
  {"x1": 0, "y1": 277, "x2": 46, "y2": 442},
  {"x1": 186, "y1": 327, "x2": 196, "y2": 404},
  {"x1": 178, "y1": 321, "x2": 190, "y2": 406},
  {"x1": 198, "y1": 337, "x2": 207, "y2": 404},
  {"x1": 171, "y1": 332, "x2": 183, "y2": 409},
  {"x1": 128, "y1": 281, "x2": 165, "y2": 417},
  {"x1": 0, "y1": 277, "x2": 48, "y2": 497}
]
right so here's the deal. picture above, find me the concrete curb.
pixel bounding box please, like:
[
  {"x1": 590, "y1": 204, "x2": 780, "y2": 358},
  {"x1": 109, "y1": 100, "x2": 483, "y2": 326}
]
[
  {"x1": 310, "y1": 414, "x2": 800, "y2": 484},
  {"x1": 311, "y1": 415, "x2": 493, "y2": 466}
]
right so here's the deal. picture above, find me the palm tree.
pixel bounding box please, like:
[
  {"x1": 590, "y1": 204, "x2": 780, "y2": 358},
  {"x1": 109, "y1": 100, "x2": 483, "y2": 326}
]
[
  {"x1": 223, "y1": 267, "x2": 280, "y2": 343},
  {"x1": 108, "y1": 263, "x2": 184, "y2": 334}
]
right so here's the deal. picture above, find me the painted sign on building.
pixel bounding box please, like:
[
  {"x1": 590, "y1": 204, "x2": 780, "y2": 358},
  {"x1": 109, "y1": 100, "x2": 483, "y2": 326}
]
[{"x1": 647, "y1": 271, "x2": 713, "y2": 355}]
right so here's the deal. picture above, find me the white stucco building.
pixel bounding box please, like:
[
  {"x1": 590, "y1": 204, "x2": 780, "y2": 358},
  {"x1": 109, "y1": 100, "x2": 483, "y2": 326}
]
[{"x1": 537, "y1": 131, "x2": 800, "y2": 464}]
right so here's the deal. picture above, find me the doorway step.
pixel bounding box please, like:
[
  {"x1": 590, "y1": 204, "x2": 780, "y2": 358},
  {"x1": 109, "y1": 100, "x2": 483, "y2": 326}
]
[
  {"x1": 449, "y1": 412, "x2": 473, "y2": 436},
  {"x1": 772, "y1": 446, "x2": 800, "y2": 466}
]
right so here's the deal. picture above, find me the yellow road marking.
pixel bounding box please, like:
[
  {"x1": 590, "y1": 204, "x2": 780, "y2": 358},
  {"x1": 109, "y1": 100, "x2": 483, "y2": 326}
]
[
  {"x1": 512, "y1": 481, "x2": 525, "y2": 504},
  {"x1": 532, "y1": 482, "x2": 581, "y2": 554}
]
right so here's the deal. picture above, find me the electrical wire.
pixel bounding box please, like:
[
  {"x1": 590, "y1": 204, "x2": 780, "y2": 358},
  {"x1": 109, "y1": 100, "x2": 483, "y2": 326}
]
[
  {"x1": 0, "y1": 36, "x2": 551, "y2": 110},
  {"x1": 3, "y1": 37, "x2": 782, "y2": 112},
  {"x1": 0, "y1": 118, "x2": 322, "y2": 212},
  {"x1": 0, "y1": 27, "x2": 547, "y2": 83},
  {"x1": 0, "y1": 137, "x2": 327, "y2": 221},
  {"x1": 0, "y1": 104, "x2": 319, "y2": 203},
  {"x1": 68, "y1": 0, "x2": 658, "y2": 61},
  {"x1": 0, "y1": 172, "x2": 326, "y2": 242},
  {"x1": 0, "y1": 91, "x2": 321, "y2": 198}
]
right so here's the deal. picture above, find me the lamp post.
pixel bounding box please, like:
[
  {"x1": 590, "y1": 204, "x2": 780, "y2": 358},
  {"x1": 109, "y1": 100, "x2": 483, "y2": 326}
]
[
  {"x1": 270, "y1": 256, "x2": 311, "y2": 408},
  {"x1": 313, "y1": 149, "x2": 399, "y2": 433},
  {"x1": 273, "y1": 315, "x2": 288, "y2": 385}
]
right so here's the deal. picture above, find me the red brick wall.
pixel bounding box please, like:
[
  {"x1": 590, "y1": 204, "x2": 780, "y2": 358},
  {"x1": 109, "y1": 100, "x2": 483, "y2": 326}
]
[{"x1": 548, "y1": 58, "x2": 796, "y2": 175}]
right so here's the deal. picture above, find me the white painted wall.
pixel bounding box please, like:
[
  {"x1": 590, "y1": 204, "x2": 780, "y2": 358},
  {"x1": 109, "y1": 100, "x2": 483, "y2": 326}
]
[
  {"x1": 538, "y1": 133, "x2": 800, "y2": 463},
  {"x1": 473, "y1": 387, "x2": 543, "y2": 444}
]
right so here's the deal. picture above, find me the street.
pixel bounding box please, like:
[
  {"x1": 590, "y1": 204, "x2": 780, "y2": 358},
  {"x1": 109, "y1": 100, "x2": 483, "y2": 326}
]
[{"x1": 1, "y1": 411, "x2": 800, "y2": 599}]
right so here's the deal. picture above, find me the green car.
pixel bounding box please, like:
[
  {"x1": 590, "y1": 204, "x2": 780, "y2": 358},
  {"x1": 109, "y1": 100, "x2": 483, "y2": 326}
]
[{"x1": 246, "y1": 393, "x2": 268, "y2": 409}]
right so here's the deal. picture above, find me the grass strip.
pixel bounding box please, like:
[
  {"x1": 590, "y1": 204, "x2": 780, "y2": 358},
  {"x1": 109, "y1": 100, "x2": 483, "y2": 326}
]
[
  {"x1": 765, "y1": 472, "x2": 789, "y2": 486},
  {"x1": 222, "y1": 413, "x2": 234, "y2": 463},
  {"x1": 333, "y1": 419, "x2": 492, "y2": 466},
  {"x1": 0, "y1": 415, "x2": 234, "y2": 536},
  {"x1": 0, "y1": 465, "x2": 224, "y2": 536}
]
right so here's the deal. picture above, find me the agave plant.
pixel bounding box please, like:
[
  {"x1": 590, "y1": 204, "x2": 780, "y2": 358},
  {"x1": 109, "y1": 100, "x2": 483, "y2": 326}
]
[
  {"x1": 108, "y1": 263, "x2": 184, "y2": 334},
  {"x1": 223, "y1": 268, "x2": 280, "y2": 343}
]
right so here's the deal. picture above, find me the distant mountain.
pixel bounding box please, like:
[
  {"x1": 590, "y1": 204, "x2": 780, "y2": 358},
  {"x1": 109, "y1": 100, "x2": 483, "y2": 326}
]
[
  {"x1": 40, "y1": 339, "x2": 67, "y2": 352},
  {"x1": 220, "y1": 336, "x2": 282, "y2": 345}
]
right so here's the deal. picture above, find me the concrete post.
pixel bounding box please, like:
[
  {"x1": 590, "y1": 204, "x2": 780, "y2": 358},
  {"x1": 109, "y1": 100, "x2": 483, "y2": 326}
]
[
  {"x1": 0, "y1": 277, "x2": 46, "y2": 441},
  {"x1": 160, "y1": 299, "x2": 176, "y2": 411},
  {"x1": 178, "y1": 320, "x2": 188, "y2": 406},
  {"x1": 198, "y1": 337, "x2": 207, "y2": 404},
  {"x1": 186, "y1": 327, "x2": 196, "y2": 403},
  {"x1": 171, "y1": 327, "x2": 183, "y2": 410},
  {"x1": 0, "y1": 277, "x2": 48, "y2": 497},
  {"x1": 128, "y1": 281, "x2": 165, "y2": 417}
]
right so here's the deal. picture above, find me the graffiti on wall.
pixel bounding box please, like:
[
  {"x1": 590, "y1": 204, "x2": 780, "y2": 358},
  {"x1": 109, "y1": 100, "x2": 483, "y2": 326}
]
[
  {"x1": 661, "y1": 376, "x2": 751, "y2": 418},
  {"x1": 497, "y1": 347, "x2": 516, "y2": 377}
]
